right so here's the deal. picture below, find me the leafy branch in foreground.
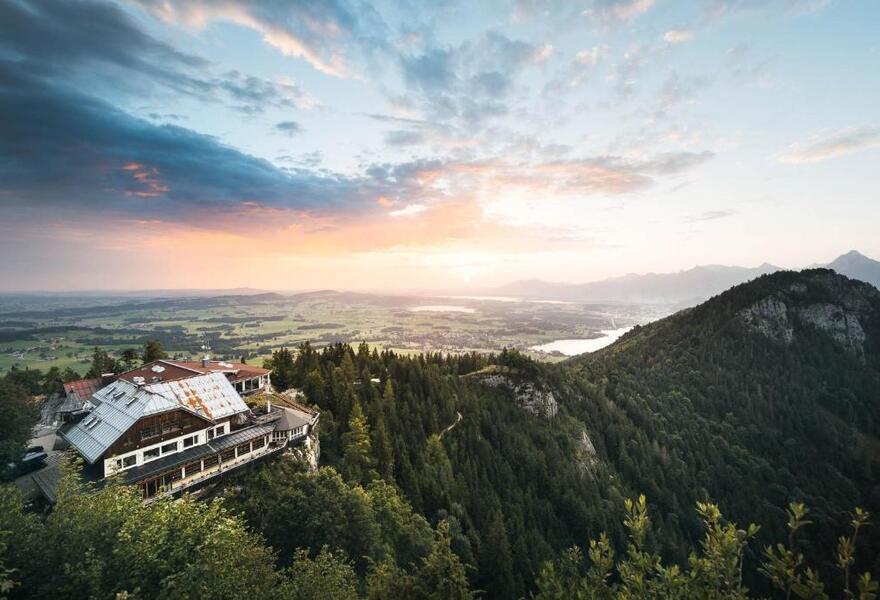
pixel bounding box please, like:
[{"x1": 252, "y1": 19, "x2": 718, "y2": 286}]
[{"x1": 533, "y1": 496, "x2": 877, "y2": 600}]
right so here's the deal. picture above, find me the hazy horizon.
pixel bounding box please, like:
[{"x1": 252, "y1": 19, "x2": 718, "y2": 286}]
[
  {"x1": 0, "y1": 248, "x2": 869, "y2": 295},
  {"x1": 1, "y1": 0, "x2": 878, "y2": 291}
]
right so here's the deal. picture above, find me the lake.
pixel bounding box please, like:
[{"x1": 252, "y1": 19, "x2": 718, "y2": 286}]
[
  {"x1": 529, "y1": 326, "x2": 634, "y2": 356},
  {"x1": 409, "y1": 305, "x2": 477, "y2": 313}
]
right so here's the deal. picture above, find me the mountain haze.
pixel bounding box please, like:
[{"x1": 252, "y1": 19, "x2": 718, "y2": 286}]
[{"x1": 489, "y1": 251, "x2": 880, "y2": 304}]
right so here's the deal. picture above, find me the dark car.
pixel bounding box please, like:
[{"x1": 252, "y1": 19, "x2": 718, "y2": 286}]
[{"x1": 0, "y1": 450, "x2": 48, "y2": 482}]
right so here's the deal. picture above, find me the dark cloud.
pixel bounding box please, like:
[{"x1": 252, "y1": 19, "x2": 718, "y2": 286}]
[
  {"x1": 0, "y1": 63, "x2": 394, "y2": 223},
  {"x1": 1, "y1": 0, "x2": 310, "y2": 115},
  {"x1": 0, "y1": 0, "x2": 207, "y2": 87},
  {"x1": 275, "y1": 121, "x2": 304, "y2": 136}
]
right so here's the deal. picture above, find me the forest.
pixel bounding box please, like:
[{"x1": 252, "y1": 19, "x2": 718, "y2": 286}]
[{"x1": 0, "y1": 270, "x2": 878, "y2": 598}]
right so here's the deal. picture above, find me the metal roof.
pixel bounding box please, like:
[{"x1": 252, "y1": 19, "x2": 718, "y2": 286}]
[
  {"x1": 61, "y1": 373, "x2": 249, "y2": 464},
  {"x1": 117, "y1": 360, "x2": 270, "y2": 385},
  {"x1": 275, "y1": 406, "x2": 313, "y2": 430}
]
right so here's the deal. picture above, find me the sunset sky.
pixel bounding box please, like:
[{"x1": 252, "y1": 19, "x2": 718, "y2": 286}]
[{"x1": 1, "y1": 0, "x2": 878, "y2": 292}]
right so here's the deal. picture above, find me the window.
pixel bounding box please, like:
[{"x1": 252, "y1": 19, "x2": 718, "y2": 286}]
[
  {"x1": 115, "y1": 454, "x2": 137, "y2": 470},
  {"x1": 235, "y1": 442, "x2": 251, "y2": 457},
  {"x1": 183, "y1": 461, "x2": 202, "y2": 477},
  {"x1": 215, "y1": 424, "x2": 226, "y2": 437},
  {"x1": 207, "y1": 429, "x2": 215, "y2": 440},
  {"x1": 143, "y1": 447, "x2": 160, "y2": 461},
  {"x1": 203, "y1": 455, "x2": 219, "y2": 469},
  {"x1": 183, "y1": 435, "x2": 197, "y2": 448},
  {"x1": 220, "y1": 448, "x2": 235, "y2": 462},
  {"x1": 161, "y1": 442, "x2": 177, "y2": 454}
]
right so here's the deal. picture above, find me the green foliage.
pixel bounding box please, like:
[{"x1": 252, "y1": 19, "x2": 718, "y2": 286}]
[
  {"x1": 0, "y1": 467, "x2": 278, "y2": 599},
  {"x1": 341, "y1": 402, "x2": 377, "y2": 485},
  {"x1": 280, "y1": 547, "x2": 359, "y2": 600},
  {"x1": 85, "y1": 346, "x2": 119, "y2": 378},
  {"x1": 0, "y1": 380, "x2": 38, "y2": 464},
  {"x1": 266, "y1": 347, "x2": 297, "y2": 391},
  {"x1": 226, "y1": 462, "x2": 433, "y2": 575},
  {"x1": 141, "y1": 339, "x2": 167, "y2": 363},
  {"x1": 534, "y1": 497, "x2": 877, "y2": 600},
  {"x1": 367, "y1": 521, "x2": 476, "y2": 600}
]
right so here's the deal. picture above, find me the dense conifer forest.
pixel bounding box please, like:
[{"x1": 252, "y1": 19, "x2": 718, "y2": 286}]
[{"x1": 1, "y1": 269, "x2": 878, "y2": 598}]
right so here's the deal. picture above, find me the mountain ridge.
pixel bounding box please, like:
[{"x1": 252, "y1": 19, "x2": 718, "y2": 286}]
[{"x1": 488, "y1": 251, "x2": 880, "y2": 304}]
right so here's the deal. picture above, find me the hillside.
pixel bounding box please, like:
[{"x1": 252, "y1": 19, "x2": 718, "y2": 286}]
[
  {"x1": 240, "y1": 270, "x2": 880, "y2": 597},
  {"x1": 562, "y1": 269, "x2": 880, "y2": 577}
]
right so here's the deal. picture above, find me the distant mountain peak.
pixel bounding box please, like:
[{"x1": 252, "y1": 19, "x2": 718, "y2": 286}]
[{"x1": 826, "y1": 250, "x2": 880, "y2": 290}]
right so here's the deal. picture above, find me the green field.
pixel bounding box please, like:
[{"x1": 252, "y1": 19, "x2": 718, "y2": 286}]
[{"x1": 0, "y1": 291, "x2": 674, "y2": 374}]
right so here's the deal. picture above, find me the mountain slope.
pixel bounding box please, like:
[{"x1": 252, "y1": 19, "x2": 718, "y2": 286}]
[
  {"x1": 164, "y1": 271, "x2": 880, "y2": 599},
  {"x1": 561, "y1": 268, "x2": 880, "y2": 575}
]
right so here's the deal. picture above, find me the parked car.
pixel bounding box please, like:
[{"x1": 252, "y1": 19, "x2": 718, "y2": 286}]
[{"x1": 1, "y1": 450, "x2": 48, "y2": 482}]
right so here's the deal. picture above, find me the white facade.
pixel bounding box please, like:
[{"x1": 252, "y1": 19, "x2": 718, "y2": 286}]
[{"x1": 103, "y1": 422, "x2": 229, "y2": 476}]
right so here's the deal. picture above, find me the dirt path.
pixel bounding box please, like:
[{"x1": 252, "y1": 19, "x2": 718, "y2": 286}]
[{"x1": 439, "y1": 411, "x2": 462, "y2": 438}]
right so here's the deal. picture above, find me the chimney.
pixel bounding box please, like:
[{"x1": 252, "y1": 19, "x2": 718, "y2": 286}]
[
  {"x1": 202, "y1": 355, "x2": 210, "y2": 368},
  {"x1": 101, "y1": 372, "x2": 116, "y2": 386}
]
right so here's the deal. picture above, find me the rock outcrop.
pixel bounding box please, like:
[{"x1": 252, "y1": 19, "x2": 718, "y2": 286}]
[
  {"x1": 287, "y1": 426, "x2": 320, "y2": 471},
  {"x1": 738, "y1": 296, "x2": 793, "y2": 343},
  {"x1": 736, "y1": 270, "x2": 877, "y2": 358},
  {"x1": 477, "y1": 374, "x2": 558, "y2": 419}
]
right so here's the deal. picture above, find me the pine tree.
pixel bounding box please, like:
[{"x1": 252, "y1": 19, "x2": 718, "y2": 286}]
[
  {"x1": 372, "y1": 414, "x2": 395, "y2": 482},
  {"x1": 141, "y1": 339, "x2": 167, "y2": 363},
  {"x1": 341, "y1": 402, "x2": 377, "y2": 485}
]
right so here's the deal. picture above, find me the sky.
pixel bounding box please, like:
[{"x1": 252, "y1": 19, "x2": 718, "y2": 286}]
[{"x1": 0, "y1": 0, "x2": 878, "y2": 292}]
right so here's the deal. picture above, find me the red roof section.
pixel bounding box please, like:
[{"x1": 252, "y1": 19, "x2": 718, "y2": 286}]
[{"x1": 63, "y1": 378, "x2": 103, "y2": 399}]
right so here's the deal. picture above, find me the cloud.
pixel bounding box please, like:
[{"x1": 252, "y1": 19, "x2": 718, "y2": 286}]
[
  {"x1": 0, "y1": 0, "x2": 315, "y2": 115},
  {"x1": 779, "y1": 126, "x2": 880, "y2": 164},
  {"x1": 663, "y1": 29, "x2": 694, "y2": 43},
  {"x1": 657, "y1": 72, "x2": 712, "y2": 108},
  {"x1": 367, "y1": 151, "x2": 714, "y2": 198},
  {"x1": 396, "y1": 32, "x2": 552, "y2": 129},
  {"x1": 544, "y1": 45, "x2": 608, "y2": 93},
  {"x1": 584, "y1": 0, "x2": 656, "y2": 26},
  {"x1": 130, "y1": 0, "x2": 389, "y2": 78},
  {"x1": 275, "y1": 121, "x2": 304, "y2": 136},
  {"x1": 0, "y1": 63, "x2": 403, "y2": 226},
  {"x1": 385, "y1": 130, "x2": 426, "y2": 146},
  {"x1": 685, "y1": 209, "x2": 735, "y2": 223}
]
